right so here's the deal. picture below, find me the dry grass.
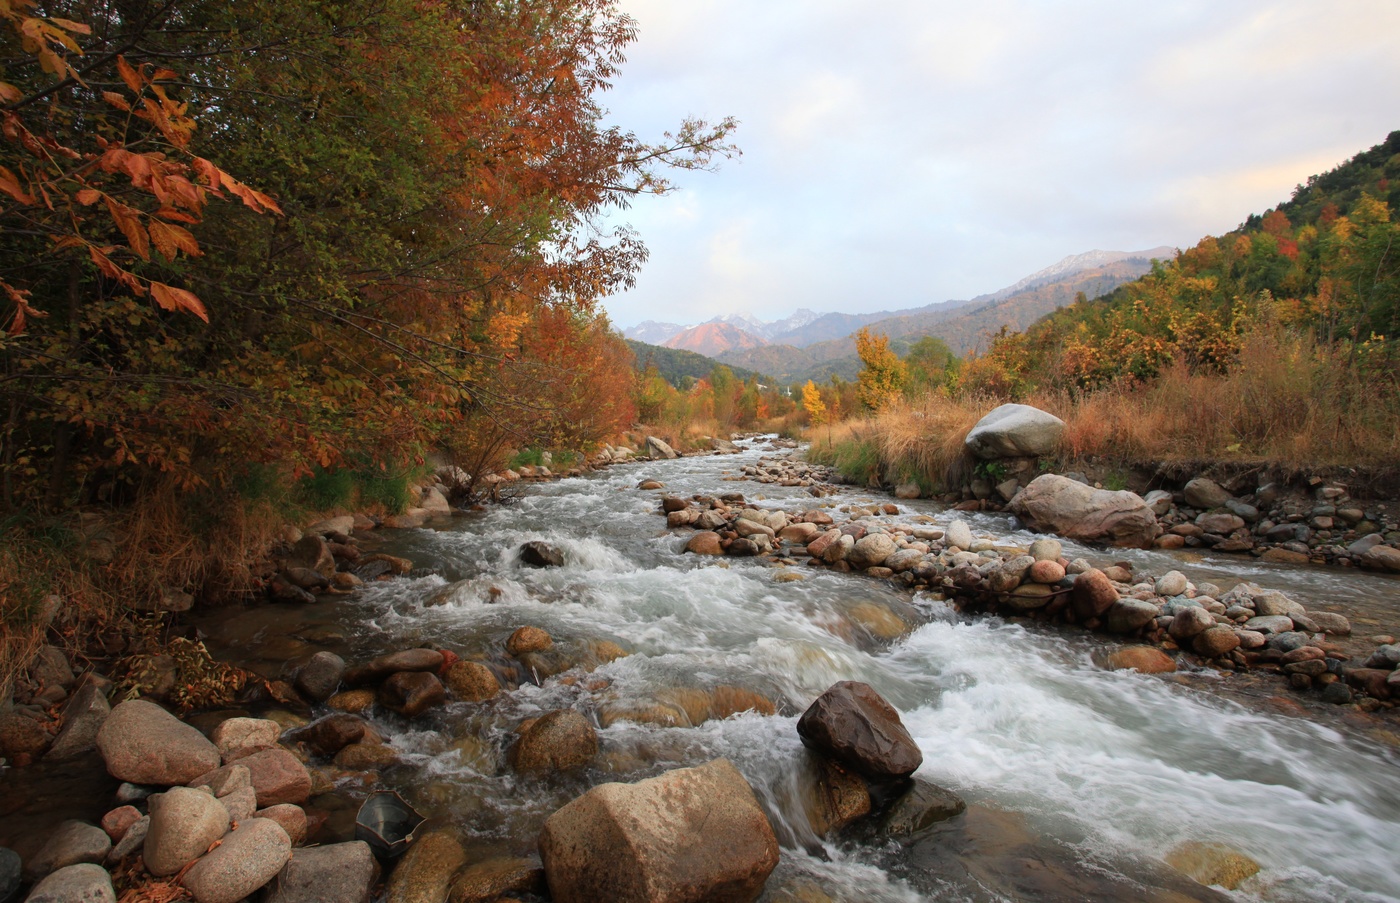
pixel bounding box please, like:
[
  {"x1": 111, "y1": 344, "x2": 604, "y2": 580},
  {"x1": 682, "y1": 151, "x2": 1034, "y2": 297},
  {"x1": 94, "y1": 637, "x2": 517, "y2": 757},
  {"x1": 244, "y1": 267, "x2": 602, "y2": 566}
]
[{"x1": 806, "y1": 327, "x2": 1400, "y2": 489}]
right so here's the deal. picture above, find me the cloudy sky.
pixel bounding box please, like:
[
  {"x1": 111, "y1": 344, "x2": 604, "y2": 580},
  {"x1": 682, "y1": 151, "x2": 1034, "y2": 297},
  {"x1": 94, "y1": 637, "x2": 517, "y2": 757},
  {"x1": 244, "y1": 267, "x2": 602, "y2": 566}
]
[{"x1": 596, "y1": 0, "x2": 1400, "y2": 329}]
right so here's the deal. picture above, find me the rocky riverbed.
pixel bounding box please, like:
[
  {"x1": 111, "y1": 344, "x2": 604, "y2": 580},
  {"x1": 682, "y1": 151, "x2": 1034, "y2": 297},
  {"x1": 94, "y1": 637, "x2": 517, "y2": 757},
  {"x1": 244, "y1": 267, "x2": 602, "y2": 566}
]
[{"x1": 3, "y1": 435, "x2": 1399, "y2": 903}]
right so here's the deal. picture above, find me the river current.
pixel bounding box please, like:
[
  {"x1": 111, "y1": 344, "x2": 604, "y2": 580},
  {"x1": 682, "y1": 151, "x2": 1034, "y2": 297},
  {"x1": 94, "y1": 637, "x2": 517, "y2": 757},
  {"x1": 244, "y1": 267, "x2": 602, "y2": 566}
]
[{"x1": 196, "y1": 438, "x2": 1400, "y2": 902}]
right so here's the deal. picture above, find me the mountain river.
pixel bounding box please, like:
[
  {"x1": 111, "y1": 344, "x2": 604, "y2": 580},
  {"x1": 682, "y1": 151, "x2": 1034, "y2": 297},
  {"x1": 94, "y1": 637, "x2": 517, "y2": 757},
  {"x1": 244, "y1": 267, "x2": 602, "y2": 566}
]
[{"x1": 180, "y1": 439, "x2": 1400, "y2": 901}]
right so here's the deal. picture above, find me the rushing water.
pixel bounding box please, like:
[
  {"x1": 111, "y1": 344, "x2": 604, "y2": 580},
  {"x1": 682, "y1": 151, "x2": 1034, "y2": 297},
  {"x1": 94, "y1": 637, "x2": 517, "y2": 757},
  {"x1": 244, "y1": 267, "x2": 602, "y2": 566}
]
[{"x1": 191, "y1": 439, "x2": 1400, "y2": 903}]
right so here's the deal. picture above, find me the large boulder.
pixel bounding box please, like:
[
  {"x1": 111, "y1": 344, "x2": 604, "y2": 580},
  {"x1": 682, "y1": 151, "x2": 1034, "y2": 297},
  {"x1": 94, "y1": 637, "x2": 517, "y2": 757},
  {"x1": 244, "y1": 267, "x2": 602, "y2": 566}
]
[
  {"x1": 512, "y1": 710, "x2": 598, "y2": 774},
  {"x1": 181, "y1": 818, "x2": 291, "y2": 903},
  {"x1": 538, "y1": 758, "x2": 779, "y2": 903},
  {"x1": 1008, "y1": 474, "x2": 1158, "y2": 548},
  {"x1": 1183, "y1": 478, "x2": 1231, "y2": 510},
  {"x1": 796, "y1": 681, "x2": 922, "y2": 780},
  {"x1": 96, "y1": 699, "x2": 221, "y2": 785},
  {"x1": 964, "y1": 404, "x2": 1066, "y2": 459},
  {"x1": 645, "y1": 436, "x2": 678, "y2": 460},
  {"x1": 145, "y1": 786, "x2": 231, "y2": 877}
]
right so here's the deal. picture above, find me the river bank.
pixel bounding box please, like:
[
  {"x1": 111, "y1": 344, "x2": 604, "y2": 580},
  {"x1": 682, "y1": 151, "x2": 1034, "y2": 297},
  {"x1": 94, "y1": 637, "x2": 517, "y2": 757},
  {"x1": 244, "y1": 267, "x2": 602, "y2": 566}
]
[{"x1": 3, "y1": 438, "x2": 1399, "y2": 902}]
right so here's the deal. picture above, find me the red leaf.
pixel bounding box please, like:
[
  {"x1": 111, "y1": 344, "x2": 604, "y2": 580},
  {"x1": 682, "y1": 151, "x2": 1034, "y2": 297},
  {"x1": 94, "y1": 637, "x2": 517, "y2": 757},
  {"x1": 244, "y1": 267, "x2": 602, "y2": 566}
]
[{"x1": 150, "y1": 281, "x2": 208, "y2": 322}]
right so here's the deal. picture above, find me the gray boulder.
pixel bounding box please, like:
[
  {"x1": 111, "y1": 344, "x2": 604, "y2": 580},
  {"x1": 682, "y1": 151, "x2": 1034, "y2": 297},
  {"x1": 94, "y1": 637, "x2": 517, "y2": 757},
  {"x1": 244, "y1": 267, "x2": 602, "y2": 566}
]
[
  {"x1": 264, "y1": 841, "x2": 378, "y2": 903},
  {"x1": 645, "y1": 436, "x2": 678, "y2": 460},
  {"x1": 23, "y1": 863, "x2": 115, "y2": 903},
  {"x1": 95, "y1": 699, "x2": 220, "y2": 786},
  {"x1": 144, "y1": 786, "x2": 230, "y2": 877},
  {"x1": 538, "y1": 758, "x2": 779, "y2": 903},
  {"x1": 24, "y1": 821, "x2": 110, "y2": 881},
  {"x1": 181, "y1": 818, "x2": 291, "y2": 903},
  {"x1": 1183, "y1": 478, "x2": 1231, "y2": 510},
  {"x1": 1009, "y1": 475, "x2": 1158, "y2": 548},
  {"x1": 964, "y1": 404, "x2": 1066, "y2": 459},
  {"x1": 46, "y1": 683, "x2": 110, "y2": 762}
]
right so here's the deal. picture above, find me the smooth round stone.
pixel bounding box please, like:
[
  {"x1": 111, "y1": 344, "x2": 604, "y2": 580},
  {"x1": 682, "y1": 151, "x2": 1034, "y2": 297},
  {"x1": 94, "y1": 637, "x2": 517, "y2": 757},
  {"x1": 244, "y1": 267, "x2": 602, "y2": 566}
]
[
  {"x1": 23, "y1": 863, "x2": 115, "y2": 903},
  {"x1": 1028, "y1": 560, "x2": 1065, "y2": 584},
  {"x1": 1028, "y1": 538, "x2": 1062, "y2": 562},
  {"x1": 181, "y1": 818, "x2": 292, "y2": 903},
  {"x1": 1154, "y1": 571, "x2": 1189, "y2": 597}
]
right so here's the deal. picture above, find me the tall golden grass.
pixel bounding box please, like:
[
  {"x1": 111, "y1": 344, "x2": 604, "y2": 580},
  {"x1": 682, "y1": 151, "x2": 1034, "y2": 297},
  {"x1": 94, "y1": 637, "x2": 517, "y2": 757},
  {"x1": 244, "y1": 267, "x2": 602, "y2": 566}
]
[{"x1": 807, "y1": 326, "x2": 1400, "y2": 489}]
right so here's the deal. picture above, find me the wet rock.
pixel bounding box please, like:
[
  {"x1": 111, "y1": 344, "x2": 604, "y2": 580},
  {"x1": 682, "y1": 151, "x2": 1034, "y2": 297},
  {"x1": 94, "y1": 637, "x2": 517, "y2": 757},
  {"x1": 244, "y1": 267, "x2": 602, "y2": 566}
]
[
  {"x1": 96, "y1": 699, "x2": 221, "y2": 785},
  {"x1": 848, "y1": 533, "x2": 897, "y2": 570},
  {"x1": 386, "y1": 831, "x2": 467, "y2": 903},
  {"x1": 1027, "y1": 559, "x2": 1065, "y2": 584},
  {"x1": 292, "y1": 714, "x2": 369, "y2": 757},
  {"x1": 0, "y1": 709, "x2": 52, "y2": 762},
  {"x1": 444, "y1": 661, "x2": 501, "y2": 702},
  {"x1": 289, "y1": 534, "x2": 337, "y2": 578},
  {"x1": 344, "y1": 649, "x2": 444, "y2": 686},
  {"x1": 963, "y1": 404, "x2": 1066, "y2": 459},
  {"x1": 944, "y1": 520, "x2": 974, "y2": 551},
  {"x1": 1164, "y1": 840, "x2": 1260, "y2": 891},
  {"x1": 1360, "y1": 544, "x2": 1400, "y2": 572},
  {"x1": 507, "y1": 626, "x2": 553, "y2": 656},
  {"x1": 182, "y1": 817, "x2": 291, "y2": 903},
  {"x1": 1168, "y1": 607, "x2": 1215, "y2": 641},
  {"x1": 1009, "y1": 475, "x2": 1158, "y2": 548},
  {"x1": 821, "y1": 534, "x2": 854, "y2": 564},
  {"x1": 327, "y1": 689, "x2": 377, "y2": 714},
  {"x1": 377, "y1": 671, "x2": 447, "y2": 718},
  {"x1": 1104, "y1": 647, "x2": 1177, "y2": 674},
  {"x1": 801, "y1": 756, "x2": 871, "y2": 836},
  {"x1": 538, "y1": 758, "x2": 779, "y2": 903},
  {"x1": 334, "y1": 743, "x2": 398, "y2": 770},
  {"x1": 637, "y1": 480, "x2": 664, "y2": 490},
  {"x1": 145, "y1": 786, "x2": 231, "y2": 876},
  {"x1": 1309, "y1": 612, "x2": 1351, "y2": 636},
  {"x1": 797, "y1": 681, "x2": 922, "y2": 780},
  {"x1": 25, "y1": 821, "x2": 111, "y2": 881},
  {"x1": 519, "y1": 541, "x2": 565, "y2": 568},
  {"x1": 1154, "y1": 571, "x2": 1188, "y2": 597},
  {"x1": 661, "y1": 496, "x2": 690, "y2": 513},
  {"x1": 448, "y1": 857, "x2": 545, "y2": 903},
  {"x1": 685, "y1": 531, "x2": 724, "y2": 555},
  {"x1": 880, "y1": 779, "x2": 967, "y2": 836},
  {"x1": 24, "y1": 863, "x2": 115, "y2": 903},
  {"x1": 46, "y1": 682, "x2": 110, "y2": 762},
  {"x1": 1244, "y1": 615, "x2": 1294, "y2": 635},
  {"x1": 1070, "y1": 568, "x2": 1120, "y2": 620},
  {"x1": 511, "y1": 709, "x2": 598, "y2": 774},
  {"x1": 265, "y1": 841, "x2": 377, "y2": 903},
  {"x1": 1194, "y1": 626, "x2": 1242, "y2": 658},
  {"x1": 1346, "y1": 668, "x2": 1393, "y2": 700},
  {"x1": 210, "y1": 717, "x2": 282, "y2": 762},
  {"x1": 295, "y1": 651, "x2": 347, "y2": 703},
  {"x1": 1104, "y1": 599, "x2": 1160, "y2": 634}
]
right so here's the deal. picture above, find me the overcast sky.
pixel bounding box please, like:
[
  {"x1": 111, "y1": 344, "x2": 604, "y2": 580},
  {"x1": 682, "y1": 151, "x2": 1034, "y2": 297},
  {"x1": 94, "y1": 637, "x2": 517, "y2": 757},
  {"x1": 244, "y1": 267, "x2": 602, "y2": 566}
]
[{"x1": 595, "y1": 1, "x2": 1400, "y2": 329}]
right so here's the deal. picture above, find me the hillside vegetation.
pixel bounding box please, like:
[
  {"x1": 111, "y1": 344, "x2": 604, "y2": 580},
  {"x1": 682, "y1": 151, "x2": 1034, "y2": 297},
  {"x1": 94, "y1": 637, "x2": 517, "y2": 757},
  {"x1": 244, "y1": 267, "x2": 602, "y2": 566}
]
[{"x1": 806, "y1": 131, "x2": 1400, "y2": 490}]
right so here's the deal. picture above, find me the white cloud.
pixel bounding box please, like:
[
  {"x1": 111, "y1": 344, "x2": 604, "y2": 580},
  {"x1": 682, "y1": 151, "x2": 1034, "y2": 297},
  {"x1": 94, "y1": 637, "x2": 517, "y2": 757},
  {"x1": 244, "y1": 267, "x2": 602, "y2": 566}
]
[{"x1": 598, "y1": 1, "x2": 1400, "y2": 328}]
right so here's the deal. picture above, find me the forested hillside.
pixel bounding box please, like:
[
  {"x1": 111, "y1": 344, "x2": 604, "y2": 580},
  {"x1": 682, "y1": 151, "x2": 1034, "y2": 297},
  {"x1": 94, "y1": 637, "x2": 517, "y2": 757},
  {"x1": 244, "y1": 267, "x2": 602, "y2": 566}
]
[
  {"x1": 0, "y1": 0, "x2": 734, "y2": 513},
  {"x1": 624, "y1": 339, "x2": 756, "y2": 385}
]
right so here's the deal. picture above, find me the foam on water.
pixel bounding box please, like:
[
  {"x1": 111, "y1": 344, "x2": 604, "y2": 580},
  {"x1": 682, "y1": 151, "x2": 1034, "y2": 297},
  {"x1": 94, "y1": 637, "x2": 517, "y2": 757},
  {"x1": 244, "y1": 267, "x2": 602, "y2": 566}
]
[{"x1": 329, "y1": 439, "x2": 1400, "y2": 901}]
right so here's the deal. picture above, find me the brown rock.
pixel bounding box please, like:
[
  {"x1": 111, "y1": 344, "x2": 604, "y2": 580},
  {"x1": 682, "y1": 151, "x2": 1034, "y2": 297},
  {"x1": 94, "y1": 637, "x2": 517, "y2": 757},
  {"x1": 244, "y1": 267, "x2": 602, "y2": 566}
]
[
  {"x1": 1070, "y1": 568, "x2": 1119, "y2": 620},
  {"x1": 538, "y1": 758, "x2": 779, "y2": 903},
  {"x1": 507, "y1": 626, "x2": 553, "y2": 656},
  {"x1": 378, "y1": 671, "x2": 447, "y2": 717},
  {"x1": 1193, "y1": 626, "x2": 1242, "y2": 659},
  {"x1": 255, "y1": 804, "x2": 308, "y2": 846},
  {"x1": 796, "y1": 681, "x2": 922, "y2": 780},
  {"x1": 1104, "y1": 647, "x2": 1177, "y2": 674},
  {"x1": 1027, "y1": 559, "x2": 1065, "y2": 583},
  {"x1": 1008, "y1": 475, "x2": 1159, "y2": 548},
  {"x1": 96, "y1": 699, "x2": 220, "y2": 785},
  {"x1": 291, "y1": 714, "x2": 370, "y2": 757},
  {"x1": 199, "y1": 747, "x2": 311, "y2": 807},
  {"x1": 344, "y1": 648, "x2": 443, "y2": 686},
  {"x1": 685, "y1": 531, "x2": 725, "y2": 555},
  {"x1": 1164, "y1": 840, "x2": 1260, "y2": 891},
  {"x1": 327, "y1": 689, "x2": 377, "y2": 713},
  {"x1": 449, "y1": 858, "x2": 545, "y2": 903},
  {"x1": 802, "y1": 756, "x2": 871, "y2": 836},
  {"x1": 386, "y1": 831, "x2": 467, "y2": 903},
  {"x1": 334, "y1": 743, "x2": 398, "y2": 770},
  {"x1": 511, "y1": 709, "x2": 598, "y2": 774},
  {"x1": 444, "y1": 661, "x2": 501, "y2": 702},
  {"x1": 101, "y1": 805, "x2": 142, "y2": 841}
]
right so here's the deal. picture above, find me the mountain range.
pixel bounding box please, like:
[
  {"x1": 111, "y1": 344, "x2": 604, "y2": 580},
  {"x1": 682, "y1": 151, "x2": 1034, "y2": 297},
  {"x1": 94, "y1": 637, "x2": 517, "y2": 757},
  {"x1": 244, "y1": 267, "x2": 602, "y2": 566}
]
[{"x1": 622, "y1": 246, "x2": 1175, "y2": 381}]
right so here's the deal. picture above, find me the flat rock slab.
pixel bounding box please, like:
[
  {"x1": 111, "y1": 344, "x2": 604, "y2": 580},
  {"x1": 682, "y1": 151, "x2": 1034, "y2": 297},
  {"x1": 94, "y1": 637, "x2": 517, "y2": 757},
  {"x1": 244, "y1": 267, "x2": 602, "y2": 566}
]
[
  {"x1": 96, "y1": 699, "x2": 221, "y2": 785},
  {"x1": 539, "y1": 758, "x2": 779, "y2": 903}
]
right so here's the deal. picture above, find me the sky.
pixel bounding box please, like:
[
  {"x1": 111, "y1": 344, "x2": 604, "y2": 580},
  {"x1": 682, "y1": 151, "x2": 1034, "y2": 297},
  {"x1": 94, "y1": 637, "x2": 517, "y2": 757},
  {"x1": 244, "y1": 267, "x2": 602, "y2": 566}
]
[{"x1": 595, "y1": 0, "x2": 1400, "y2": 329}]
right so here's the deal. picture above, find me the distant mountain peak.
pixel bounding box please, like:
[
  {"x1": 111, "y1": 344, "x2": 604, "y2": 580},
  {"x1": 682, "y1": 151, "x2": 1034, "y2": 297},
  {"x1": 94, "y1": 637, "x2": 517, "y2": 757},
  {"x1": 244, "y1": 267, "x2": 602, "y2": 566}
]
[
  {"x1": 663, "y1": 322, "x2": 768, "y2": 358},
  {"x1": 985, "y1": 247, "x2": 1176, "y2": 302}
]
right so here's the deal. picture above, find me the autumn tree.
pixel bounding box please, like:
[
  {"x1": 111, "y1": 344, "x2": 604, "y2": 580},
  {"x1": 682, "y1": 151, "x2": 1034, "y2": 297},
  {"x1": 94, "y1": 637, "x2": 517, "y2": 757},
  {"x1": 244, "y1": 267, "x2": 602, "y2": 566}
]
[{"x1": 854, "y1": 327, "x2": 905, "y2": 411}]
